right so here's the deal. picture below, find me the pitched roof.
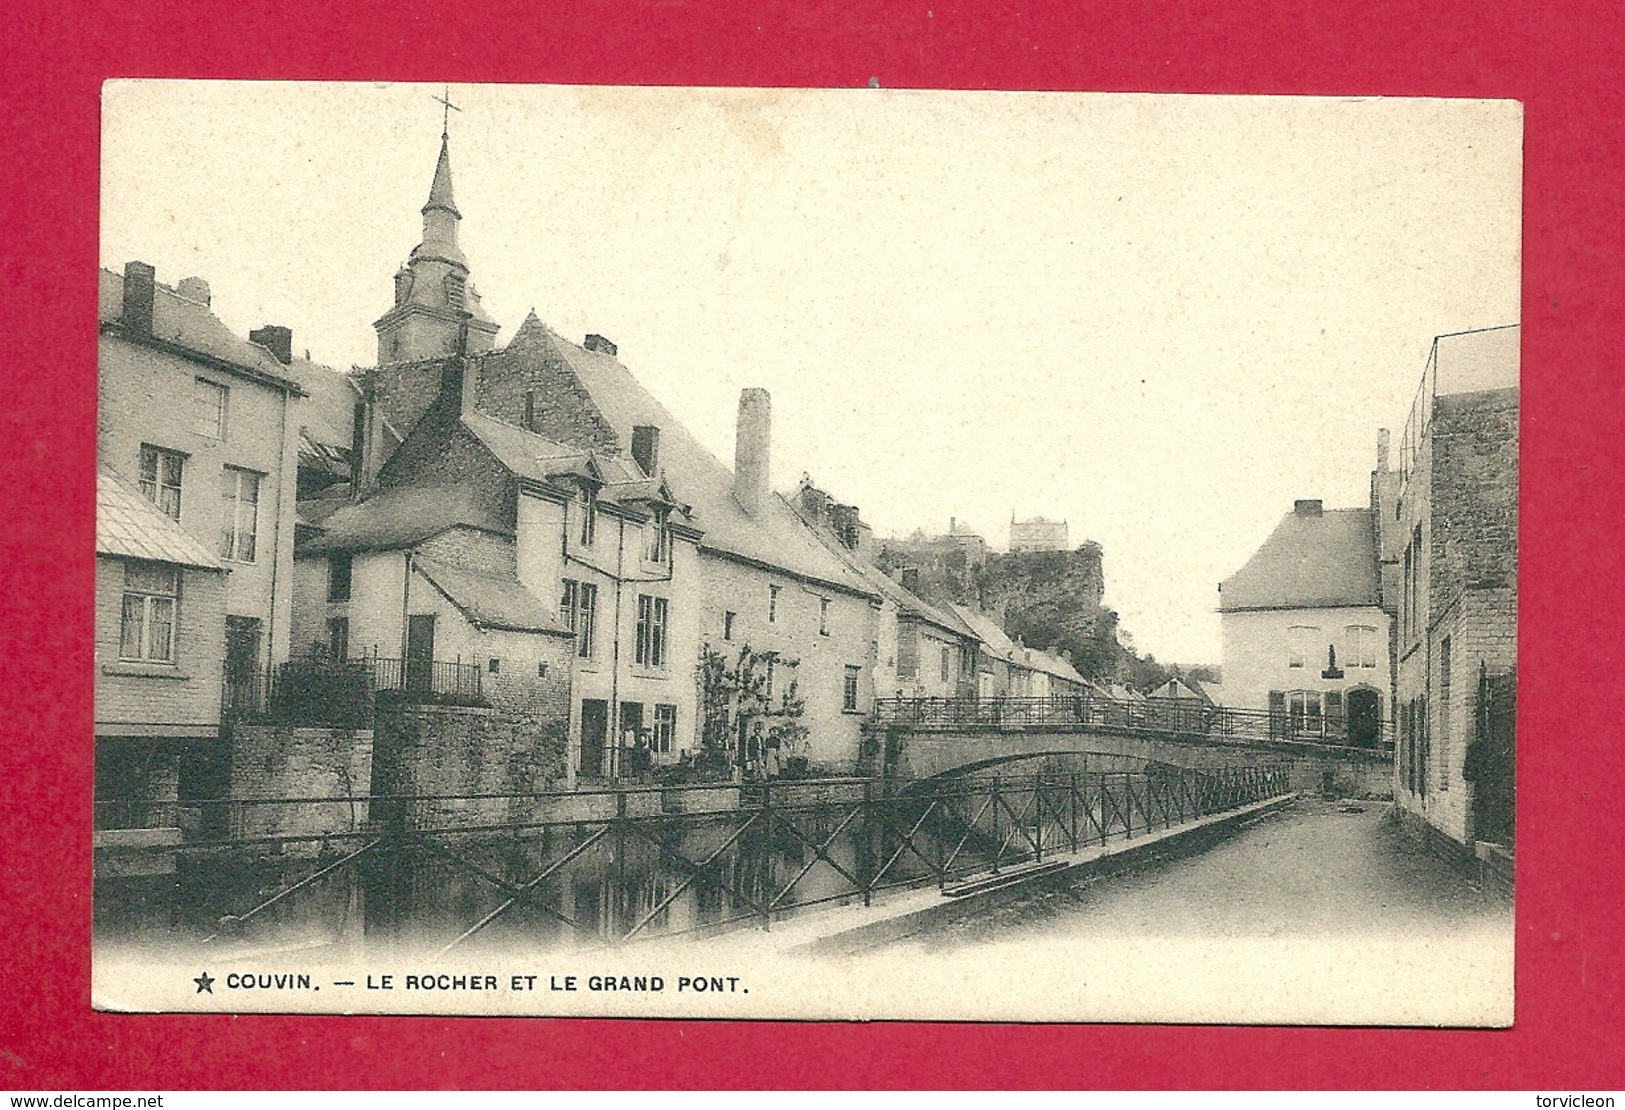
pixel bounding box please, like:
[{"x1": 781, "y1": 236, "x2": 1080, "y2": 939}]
[
  {"x1": 98, "y1": 269, "x2": 305, "y2": 395},
  {"x1": 414, "y1": 558, "x2": 569, "y2": 635},
  {"x1": 1220, "y1": 507, "x2": 1380, "y2": 611},
  {"x1": 482, "y1": 316, "x2": 877, "y2": 598},
  {"x1": 286, "y1": 357, "x2": 364, "y2": 452},
  {"x1": 297, "y1": 484, "x2": 511, "y2": 554},
  {"x1": 947, "y1": 604, "x2": 1021, "y2": 661},
  {"x1": 1024, "y1": 647, "x2": 1086, "y2": 685},
  {"x1": 97, "y1": 466, "x2": 223, "y2": 570}
]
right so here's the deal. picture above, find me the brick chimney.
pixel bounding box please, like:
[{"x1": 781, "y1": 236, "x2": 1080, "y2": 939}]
[
  {"x1": 1294, "y1": 499, "x2": 1324, "y2": 517},
  {"x1": 631, "y1": 425, "x2": 660, "y2": 477},
  {"x1": 121, "y1": 261, "x2": 155, "y2": 336},
  {"x1": 900, "y1": 567, "x2": 921, "y2": 593},
  {"x1": 1376, "y1": 428, "x2": 1392, "y2": 472},
  {"x1": 250, "y1": 325, "x2": 294, "y2": 365},
  {"x1": 734, "y1": 388, "x2": 771, "y2": 516},
  {"x1": 584, "y1": 334, "x2": 618, "y2": 357}
]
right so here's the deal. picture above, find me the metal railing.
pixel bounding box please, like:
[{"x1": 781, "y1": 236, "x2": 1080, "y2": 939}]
[
  {"x1": 223, "y1": 655, "x2": 486, "y2": 726},
  {"x1": 92, "y1": 762, "x2": 1293, "y2": 952},
  {"x1": 872, "y1": 694, "x2": 1394, "y2": 751}
]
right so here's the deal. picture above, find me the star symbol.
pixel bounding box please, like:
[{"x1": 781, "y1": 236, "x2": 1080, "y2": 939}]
[{"x1": 194, "y1": 971, "x2": 215, "y2": 994}]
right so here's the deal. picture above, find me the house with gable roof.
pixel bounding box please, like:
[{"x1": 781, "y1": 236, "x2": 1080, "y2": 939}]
[
  {"x1": 293, "y1": 127, "x2": 881, "y2": 779},
  {"x1": 1219, "y1": 498, "x2": 1391, "y2": 747},
  {"x1": 95, "y1": 466, "x2": 228, "y2": 831}
]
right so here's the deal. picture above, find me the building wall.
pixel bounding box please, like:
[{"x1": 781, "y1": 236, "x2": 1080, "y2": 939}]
[
  {"x1": 1221, "y1": 604, "x2": 1392, "y2": 717},
  {"x1": 94, "y1": 556, "x2": 227, "y2": 737},
  {"x1": 291, "y1": 549, "x2": 408, "y2": 661},
  {"x1": 99, "y1": 333, "x2": 300, "y2": 668},
  {"x1": 696, "y1": 553, "x2": 875, "y2": 772},
  {"x1": 226, "y1": 725, "x2": 375, "y2": 839},
  {"x1": 1394, "y1": 386, "x2": 1518, "y2": 846},
  {"x1": 472, "y1": 340, "x2": 621, "y2": 453}
]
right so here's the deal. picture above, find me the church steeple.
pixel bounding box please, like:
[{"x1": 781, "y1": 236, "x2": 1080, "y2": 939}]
[{"x1": 373, "y1": 97, "x2": 499, "y2": 367}]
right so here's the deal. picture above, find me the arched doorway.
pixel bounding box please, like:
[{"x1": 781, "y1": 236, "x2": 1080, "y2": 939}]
[{"x1": 1347, "y1": 686, "x2": 1382, "y2": 748}]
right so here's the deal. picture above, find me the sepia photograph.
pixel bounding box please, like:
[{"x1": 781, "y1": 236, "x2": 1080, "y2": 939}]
[{"x1": 92, "y1": 81, "x2": 1520, "y2": 1024}]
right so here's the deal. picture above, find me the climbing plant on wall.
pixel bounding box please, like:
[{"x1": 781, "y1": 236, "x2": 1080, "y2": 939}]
[{"x1": 695, "y1": 642, "x2": 808, "y2": 776}]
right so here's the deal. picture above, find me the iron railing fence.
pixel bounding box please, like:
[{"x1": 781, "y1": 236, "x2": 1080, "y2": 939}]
[
  {"x1": 872, "y1": 694, "x2": 1395, "y2": 751},
  {"x1": 92, "y1": 763, "x2": 1293, "y2": 952},
  {"x1": 223, "y1": 654, "x2": 486, "y2": 726}
]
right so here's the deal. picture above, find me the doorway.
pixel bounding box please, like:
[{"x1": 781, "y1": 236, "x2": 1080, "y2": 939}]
[
  {"x1": 224, "y1": 615, "x2": 263, "y2": 714},
  {"x1": 405, "y1": 614, "x2": 435, "y2": 693},
  {"x1": 579, "y1": 698, "x2": 608, "y2": 778},
  {"x1": 1346, "y1": 687, "x2": 1382, "y2": 748}
]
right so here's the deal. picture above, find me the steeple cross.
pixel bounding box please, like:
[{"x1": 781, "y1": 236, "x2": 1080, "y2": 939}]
[{"x1": 433, "y1": 85, "x2": 461, "y2": 138}]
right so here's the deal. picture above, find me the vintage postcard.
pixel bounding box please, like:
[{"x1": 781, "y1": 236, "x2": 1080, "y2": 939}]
[{"x1": 93, "y1": 81, "x2": 1519, "y2": 1023}]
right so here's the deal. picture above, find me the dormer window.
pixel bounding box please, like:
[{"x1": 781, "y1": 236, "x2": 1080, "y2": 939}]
[
  {"x1": 644, "y1": 509, "x2": 669, "y2": 564},
  {"x1": 577, "y1": 486, "x2": 597, "y2": 547}
]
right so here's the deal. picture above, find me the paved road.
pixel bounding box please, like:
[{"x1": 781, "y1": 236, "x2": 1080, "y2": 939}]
[
  {"x1": 918, "y1": 795, "x2": 1510, "y2": 945},
  {"x1": 860, "y1": 797, "x2": 1513, "y2": 1024}
]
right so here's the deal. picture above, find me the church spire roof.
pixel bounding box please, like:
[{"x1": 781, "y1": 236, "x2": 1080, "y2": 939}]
[{"x1": 423, "y1": 133, "x2": 460, "y2": 218}]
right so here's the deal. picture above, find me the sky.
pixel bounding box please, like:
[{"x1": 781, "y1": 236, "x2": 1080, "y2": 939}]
[{"x1": 100, "y1": 82, "x2": 1521, "y2": 664}]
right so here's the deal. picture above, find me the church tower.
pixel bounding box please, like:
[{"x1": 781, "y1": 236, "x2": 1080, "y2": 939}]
[{"x1": 373, "y1": 122, "x2": 500, "y2": 365}]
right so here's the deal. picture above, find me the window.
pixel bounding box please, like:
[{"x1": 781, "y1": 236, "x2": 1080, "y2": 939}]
[
  {"x1": 444, "y1": 272, "x2": 466, "y2": 309},
  {"x1": 764, "y1": 655, "x2": 775, "y2": 700},
  {"x1": 524, "y1": 391, "x2": 541, "y2": 432},
  {"x1": 193, "y1": 379, "x2": 227, "y2": 439},
  {"x1": 220, "y1": 467, "x2": 260, "y2": 562},
  {"x1": 1344, "y1": 625, "x2": 1378, "y2": 668},
  {"x1": 843, "y1": 665, "x2": 861, "y2": 712},
  {"x1": 328, "y1": 554, "x2": 353, "y2": 602},
  {"x1": 644, "y1": 511, "x2": 668, "y2": 564},
  {"x1": 488, "y1": 657, "x2": 501, "y2": 674},
  {"x1": 768, "y1": 583, "x2": 780, "y2": 623},
  {"x1": 576, "y1": 487, "x2": 597, "y2": 547},
  {"x1": 819, "y1": 598, "x2": 830, "y2": 636},
  {"x1": 138, "y1": 445, "x2": 184, "y2": 520},
  {"x1": 652, "y1": 703, "x2": 677, "y2": 755},
  {"x1": 327, "y1": 617, "x2": 349, "y2": 660},
  {"x1": 562, "y1": 579, "x2": 597, "y2": 660},
  {"x1": 635, "y1": 594, "x2": 669, "y2": 668},
  {"x1": 940, "y1": 645, "x2": 951, "y2": 683},
  {"x1": 1288, "y1": 690, "x2": 1323, "y2": 736},
  {"x1": 1268, "y1": 691, "x2": 1287, "y2": 738},
  {"x1": 120, "y1": 563, "x2": 179, "y2": 663},
  {"x1": 723, "y1": 610, "x2": 737, "y2": 641},
  {"x1": 1287, "y1": 625, "x2": 1319, "y2": 669},
  {"x1": 897, "y1": 622, "x2": 919, "y2": 680}
]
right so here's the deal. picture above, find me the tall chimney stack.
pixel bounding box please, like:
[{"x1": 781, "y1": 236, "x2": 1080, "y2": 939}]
[
  {"x1": 250, "y1": 325, "x2": 294, "y2": 365},
  {"x1": 734, "y1": 388, "x2": 771, "y2": 515},
  {"x1": 121, "y1": 261, "x2": 155, "y2": 336},
  {"x1": 1376, "y1": 428, "x2": 1392, "y2": 472}
]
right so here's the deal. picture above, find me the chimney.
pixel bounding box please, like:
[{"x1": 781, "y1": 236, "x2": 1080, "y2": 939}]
[
  {"x1": 121, "y1": 261, "x2": 155, "y2": 336},
  {"x1": 350, "y1": 375, "x2": 389, "y2": 500},
  {"x1": 900, "y1": 567, "x2": 921, "y2": 593},
  {"x1": 439, "y1": 359, "x2": 478, "y2": 416},
  {"x1": 1294, "y1": 499, "x2": 1324, "y2": 518},
  {"x1": 631, "y1": 425, "x2": 661, "y2": 477},
  {"x1": 250, "y1": 325, "x2": 294, "y2": 365},
  {"x1": 176, "y1": 276, "x2": 211, "y2": 306},
  {"x1": 584, "y1": 334, "x2": 618, "y2": 357},
  {"x1": 733, "y1": 388, "x2": 771, "y2": 515},
  {"x1": 1376, "y1": 428, "x2": 1392, "y2": 472}
]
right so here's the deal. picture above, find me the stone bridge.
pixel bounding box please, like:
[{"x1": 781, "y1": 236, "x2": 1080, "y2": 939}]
[{"x1": 866, "y1": 696, "x2": 1393, "y2": 798}]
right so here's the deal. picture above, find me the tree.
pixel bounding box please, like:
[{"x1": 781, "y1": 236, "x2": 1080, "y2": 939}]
[{"x1": 695, "y1": 642, "x2": 809, "y2": 778}]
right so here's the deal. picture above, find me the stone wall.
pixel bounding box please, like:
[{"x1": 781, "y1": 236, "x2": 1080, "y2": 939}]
[
  {"x1": 227, "y1": 724, "x2": 375, "y2": 841},
  {"x1": 370, "y1": 702, "x2": 571, "y2": 828},
  {"x1": 1430, "y1": 388, "x2": 1519, "y2": 602},
  {"x1": 472, "y1": 326, "x2": 621, "y2": 453}
]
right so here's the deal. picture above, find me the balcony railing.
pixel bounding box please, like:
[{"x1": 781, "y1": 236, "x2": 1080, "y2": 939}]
[
  {"x1": 872, "y1": 693, "x2": 1394, "y2": 752},
  {"x1": 224, "y1": 654, "x2": 486, "y2": 727}
]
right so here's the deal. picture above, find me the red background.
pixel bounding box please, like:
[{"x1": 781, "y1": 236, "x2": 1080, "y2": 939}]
[{"x1": 2, "y1": 0, "x2": 1621, "y2": 1089}]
